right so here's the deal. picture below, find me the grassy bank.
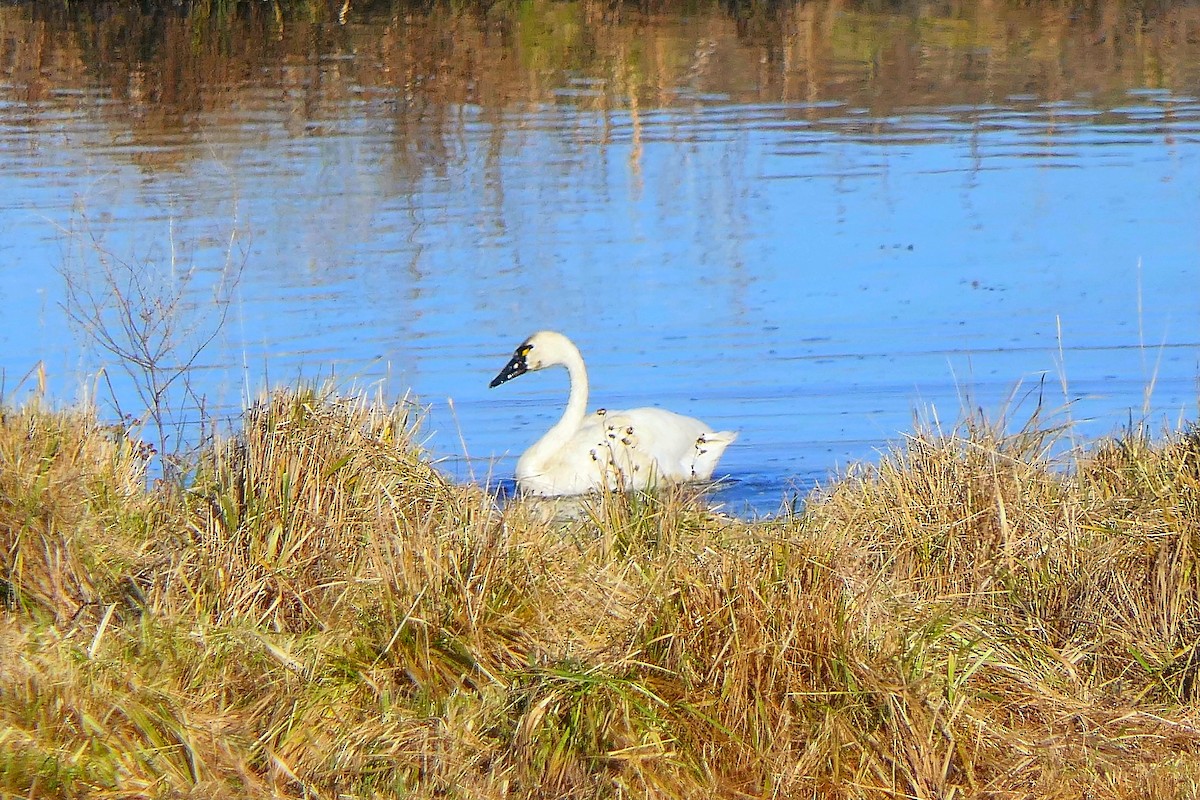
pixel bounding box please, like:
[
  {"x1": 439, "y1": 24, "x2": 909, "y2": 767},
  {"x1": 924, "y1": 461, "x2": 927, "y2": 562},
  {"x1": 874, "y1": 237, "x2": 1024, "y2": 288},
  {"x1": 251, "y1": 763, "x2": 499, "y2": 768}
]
[{"x1": 3, "y1": 386, "x2": 1200, "y2": 799}]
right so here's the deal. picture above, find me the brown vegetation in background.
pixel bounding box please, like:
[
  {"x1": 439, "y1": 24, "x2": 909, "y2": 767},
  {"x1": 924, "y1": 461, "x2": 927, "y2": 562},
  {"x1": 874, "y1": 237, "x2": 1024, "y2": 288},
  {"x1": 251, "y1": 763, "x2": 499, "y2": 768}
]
[
  {"x1": 4, "y1": 386, "x2": 1200, "y2": 798},
  {"x1": 2, "y1": 0, "x2": 1199, "y2": 157}
]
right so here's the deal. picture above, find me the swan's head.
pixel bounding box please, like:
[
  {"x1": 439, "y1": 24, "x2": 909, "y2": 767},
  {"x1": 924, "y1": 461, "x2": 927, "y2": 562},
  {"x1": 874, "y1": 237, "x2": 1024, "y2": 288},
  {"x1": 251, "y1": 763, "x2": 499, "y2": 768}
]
[{"x1": 489, "y1": 331, "x2": 578, "y2": 388}]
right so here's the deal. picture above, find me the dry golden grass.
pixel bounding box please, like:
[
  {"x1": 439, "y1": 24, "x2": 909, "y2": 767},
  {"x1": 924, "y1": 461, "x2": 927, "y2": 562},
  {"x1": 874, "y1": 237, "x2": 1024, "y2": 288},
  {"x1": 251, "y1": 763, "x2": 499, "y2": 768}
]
[{"x1": 4, "y1": 386, "x2": 1200, "y2": 799}]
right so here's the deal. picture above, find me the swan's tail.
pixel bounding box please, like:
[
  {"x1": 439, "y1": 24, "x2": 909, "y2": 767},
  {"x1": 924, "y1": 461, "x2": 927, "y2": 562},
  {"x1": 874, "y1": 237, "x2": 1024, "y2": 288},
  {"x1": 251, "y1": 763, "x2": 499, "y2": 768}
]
[{"x1": 690, "y1": 430, "x2": 738, "y2": 481}]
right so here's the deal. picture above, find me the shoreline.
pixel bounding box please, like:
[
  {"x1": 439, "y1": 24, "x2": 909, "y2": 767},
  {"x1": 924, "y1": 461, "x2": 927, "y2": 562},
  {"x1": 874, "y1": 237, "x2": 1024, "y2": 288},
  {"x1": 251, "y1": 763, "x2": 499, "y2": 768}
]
[{"x1": 5, "y1": 385, "x2": 1200, "y2": 798}]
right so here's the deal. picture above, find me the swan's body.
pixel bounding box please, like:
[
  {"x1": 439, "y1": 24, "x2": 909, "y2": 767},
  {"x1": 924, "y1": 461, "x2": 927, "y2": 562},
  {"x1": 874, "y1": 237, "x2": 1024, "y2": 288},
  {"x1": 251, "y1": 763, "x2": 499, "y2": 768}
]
[{"x1": 489, "y1": 331, "x2": 737, "y2": 496}]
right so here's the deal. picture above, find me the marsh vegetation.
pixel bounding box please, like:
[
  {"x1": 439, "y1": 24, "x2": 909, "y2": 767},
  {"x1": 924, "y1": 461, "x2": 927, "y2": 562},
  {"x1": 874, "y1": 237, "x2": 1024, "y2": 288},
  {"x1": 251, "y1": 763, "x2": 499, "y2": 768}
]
[{"x1": 4, "y1": 386, "x2": 1200, "y2": 798}]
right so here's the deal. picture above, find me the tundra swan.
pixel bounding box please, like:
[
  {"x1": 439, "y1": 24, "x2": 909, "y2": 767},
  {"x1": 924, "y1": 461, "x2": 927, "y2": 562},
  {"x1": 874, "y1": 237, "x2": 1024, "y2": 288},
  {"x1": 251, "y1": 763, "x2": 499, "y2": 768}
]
[{"x1": 489, "y1": 331, "x2": 737, "y2": 496}]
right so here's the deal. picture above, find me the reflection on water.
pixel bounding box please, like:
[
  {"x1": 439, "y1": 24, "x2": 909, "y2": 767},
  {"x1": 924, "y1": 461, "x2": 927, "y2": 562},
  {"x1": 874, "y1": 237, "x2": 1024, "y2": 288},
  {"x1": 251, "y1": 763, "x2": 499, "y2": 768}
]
[{"x1": 1, "y1": 0, "x2": 1199, "y2": 515}]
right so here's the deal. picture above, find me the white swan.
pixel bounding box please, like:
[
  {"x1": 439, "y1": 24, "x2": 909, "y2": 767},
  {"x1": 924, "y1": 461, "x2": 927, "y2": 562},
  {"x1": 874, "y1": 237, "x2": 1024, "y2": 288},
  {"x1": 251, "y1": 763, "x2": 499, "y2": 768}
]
[{"x1": 489, "y1": 331, "x2": 737, "y2": 496}]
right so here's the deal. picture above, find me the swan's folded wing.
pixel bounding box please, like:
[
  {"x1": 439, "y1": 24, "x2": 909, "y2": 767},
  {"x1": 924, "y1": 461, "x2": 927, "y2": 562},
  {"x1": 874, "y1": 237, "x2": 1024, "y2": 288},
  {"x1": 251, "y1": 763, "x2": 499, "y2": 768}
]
[
  {"x1": 570, "y1": 412, "x2": 661, "y2": 489},
  {"x1": 577, "y1": 408, "x2": 734, "y2": 487},
  {"x1": 522, "y1": 408, "x2": 736, "y2": 494}
]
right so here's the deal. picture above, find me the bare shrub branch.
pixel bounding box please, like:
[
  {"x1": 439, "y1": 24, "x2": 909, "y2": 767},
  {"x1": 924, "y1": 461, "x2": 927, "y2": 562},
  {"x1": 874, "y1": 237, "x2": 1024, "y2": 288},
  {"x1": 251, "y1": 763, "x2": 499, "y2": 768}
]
[{"x1": 56, "y1": 203, "x2": 245, "y2": 480}]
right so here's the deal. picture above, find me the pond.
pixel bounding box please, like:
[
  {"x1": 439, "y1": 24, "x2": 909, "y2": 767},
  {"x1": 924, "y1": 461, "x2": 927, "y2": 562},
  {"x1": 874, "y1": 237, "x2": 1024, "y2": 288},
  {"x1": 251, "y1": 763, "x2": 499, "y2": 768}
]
[{"x1": 1, "y1": 0, "x2": 1199, "y2": 516}]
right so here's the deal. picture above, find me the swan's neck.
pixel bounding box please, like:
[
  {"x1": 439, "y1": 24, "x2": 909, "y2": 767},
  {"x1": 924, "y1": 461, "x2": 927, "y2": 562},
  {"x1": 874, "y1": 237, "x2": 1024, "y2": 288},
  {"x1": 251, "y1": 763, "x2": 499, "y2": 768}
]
[{"x1": 519, "y1": 347, "x2": 589, "y2": 475}]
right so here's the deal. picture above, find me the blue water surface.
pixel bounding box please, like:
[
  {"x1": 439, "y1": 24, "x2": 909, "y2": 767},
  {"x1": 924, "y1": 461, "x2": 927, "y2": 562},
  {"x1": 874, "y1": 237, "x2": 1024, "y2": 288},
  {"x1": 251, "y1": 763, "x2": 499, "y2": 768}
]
[{"x1": 2, "y1": 54, "x2": 1199, "y2": 516}]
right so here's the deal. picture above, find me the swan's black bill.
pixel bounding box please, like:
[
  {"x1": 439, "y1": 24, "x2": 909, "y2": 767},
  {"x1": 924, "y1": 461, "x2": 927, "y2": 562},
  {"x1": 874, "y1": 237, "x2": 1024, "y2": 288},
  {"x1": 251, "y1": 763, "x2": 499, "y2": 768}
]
[{"x1": 490, "y1": 353, "x2": 528, "y2": 388}]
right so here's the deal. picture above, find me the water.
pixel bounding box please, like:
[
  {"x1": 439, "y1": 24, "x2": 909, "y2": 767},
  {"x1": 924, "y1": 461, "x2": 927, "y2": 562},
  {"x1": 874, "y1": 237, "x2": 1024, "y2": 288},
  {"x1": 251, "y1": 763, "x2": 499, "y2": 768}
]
[{"x1": 1, "y1": 2, "x2": 1199, "y2": 516}]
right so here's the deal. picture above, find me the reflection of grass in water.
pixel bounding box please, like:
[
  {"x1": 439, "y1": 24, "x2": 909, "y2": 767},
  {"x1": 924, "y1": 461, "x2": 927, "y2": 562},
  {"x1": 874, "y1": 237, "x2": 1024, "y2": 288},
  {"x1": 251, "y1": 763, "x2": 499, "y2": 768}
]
[
  {"x1": 13, "y1": 0, "x2": 1200, "y2": 128},
  {"x1": 4, "y1": 383, "x2": 1200, "y2": 797}
]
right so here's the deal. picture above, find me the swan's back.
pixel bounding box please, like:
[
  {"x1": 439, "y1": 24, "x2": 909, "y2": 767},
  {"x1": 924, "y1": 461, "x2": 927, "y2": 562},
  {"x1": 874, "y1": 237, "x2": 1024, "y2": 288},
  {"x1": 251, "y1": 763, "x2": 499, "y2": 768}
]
[
  {"x1": 516, "y1": 406, "x2": 737, "y2": 495},
  {"x1": 591, "y1": 407, "x2": 736, "y2": 481}
]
